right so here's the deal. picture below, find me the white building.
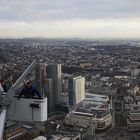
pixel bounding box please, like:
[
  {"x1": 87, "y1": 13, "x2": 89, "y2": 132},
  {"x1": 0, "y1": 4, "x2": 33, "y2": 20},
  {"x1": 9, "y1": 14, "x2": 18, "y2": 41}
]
[
  {"x1": 69, "y1": 76, "x2": 85, "y2": 106},
  {"x1": 11, "y1": 97, "x2": 48, "y2": 122}
]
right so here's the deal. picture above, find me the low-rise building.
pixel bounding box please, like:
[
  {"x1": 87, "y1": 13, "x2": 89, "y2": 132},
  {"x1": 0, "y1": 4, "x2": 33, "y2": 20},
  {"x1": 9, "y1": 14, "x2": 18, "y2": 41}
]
[
  {"x1": 65, "y1": 93, "x2": 112, "y2": 131},
  {"x1": 127, "y1": 110, "x2": 140, "y2": 131}
]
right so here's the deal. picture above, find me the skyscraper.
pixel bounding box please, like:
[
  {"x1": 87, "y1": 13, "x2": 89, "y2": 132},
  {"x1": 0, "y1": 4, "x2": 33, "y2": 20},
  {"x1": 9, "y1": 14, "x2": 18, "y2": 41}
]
[
  {"x1": 44, "y1": 79, "x2": 55, "y2": 113},
  {"x1": 35, "y1": 63, "x2": 46, "y2": 97},
  {"x1": 69, "y1": 76, "x2": 85, "y2": 106},
  {"x1": 46, "y1": 64, "x2": 62, "y2": 104}
]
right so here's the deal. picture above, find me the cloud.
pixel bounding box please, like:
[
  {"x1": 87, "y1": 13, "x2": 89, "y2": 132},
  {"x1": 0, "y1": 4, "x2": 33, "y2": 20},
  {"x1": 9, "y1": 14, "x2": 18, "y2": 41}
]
[
  {"x1": 0, "y1": 19, "x2": 140, "y2": 38},
  {"x1": 0, "y1": 0, "x2": 140, "y2": 38},
  {"x1": 0, "y1": 0, "x2": 140, "y2": 21}
]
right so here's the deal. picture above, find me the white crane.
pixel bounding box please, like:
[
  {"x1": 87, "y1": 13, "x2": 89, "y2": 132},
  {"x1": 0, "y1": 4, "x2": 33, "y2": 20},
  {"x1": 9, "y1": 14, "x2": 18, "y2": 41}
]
[{"x1": 0, "y1": 60, "x2": 36, "y2": 140}]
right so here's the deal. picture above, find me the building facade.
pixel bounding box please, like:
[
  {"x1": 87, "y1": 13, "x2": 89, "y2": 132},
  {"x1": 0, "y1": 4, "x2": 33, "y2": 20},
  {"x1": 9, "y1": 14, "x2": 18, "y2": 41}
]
[
  {"x1": 45, "y1": 79, "x2": 55, "y2": 113},
  {"x1": 65, "y1": 111, "x2": 112, "y2": 131},
  {"x1": 69, "y1": 76, "x2": 85, "y2": 106},
  {"x1": 35, "y1": 63, "x2": 46, "y2": 97},
  {"x1": 46, "y1": 64, "x2": 62, "y2": 104},
  {"x1": 127, "y1": 110, "x2": 140, "y2": 131},
  {"x1": 65, "y1": 93, "x2": 112, "y2": 131}
]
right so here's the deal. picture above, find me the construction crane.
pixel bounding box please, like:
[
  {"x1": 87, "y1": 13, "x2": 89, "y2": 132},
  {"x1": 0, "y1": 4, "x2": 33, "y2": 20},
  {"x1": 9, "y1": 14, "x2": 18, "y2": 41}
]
[{"x1": 0, "y1": 60, "x2": 36, "y2": 140}]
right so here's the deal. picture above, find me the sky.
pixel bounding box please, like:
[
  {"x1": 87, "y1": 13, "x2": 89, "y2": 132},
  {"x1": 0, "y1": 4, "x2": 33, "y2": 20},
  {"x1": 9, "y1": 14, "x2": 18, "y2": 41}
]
[{"x1": 0, "y1": 0, "x2": 140, "y2": 38}]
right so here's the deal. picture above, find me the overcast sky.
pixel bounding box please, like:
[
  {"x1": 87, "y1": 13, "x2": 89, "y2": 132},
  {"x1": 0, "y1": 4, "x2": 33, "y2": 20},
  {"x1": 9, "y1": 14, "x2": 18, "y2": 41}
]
[{"x1": 0, "y1": 0, "x2": 140, "y2": 38}]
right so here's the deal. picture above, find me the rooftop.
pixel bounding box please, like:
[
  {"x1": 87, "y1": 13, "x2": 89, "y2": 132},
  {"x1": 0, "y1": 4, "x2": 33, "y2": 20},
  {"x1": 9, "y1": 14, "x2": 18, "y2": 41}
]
[
  {"x1": 72, "y1": 93, "x2": 111, "y2": 119},
  {"x1": 129, "y1": 110, "x2": 140, "y2": 114},
  {"x1": 128, "y1": 115, "x2": 140, "y2": 121}
]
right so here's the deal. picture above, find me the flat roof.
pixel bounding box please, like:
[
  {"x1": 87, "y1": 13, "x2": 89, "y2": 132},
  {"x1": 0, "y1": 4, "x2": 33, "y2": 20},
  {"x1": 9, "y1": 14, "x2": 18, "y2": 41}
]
[
  {"x1": 85, "y1": 93, "x2": 108, "y2": 98},
  {"x1": 71, "y1": 93, "x2": 111, "y2": 119},
  {"x1": 73, "y1": 110, "x2": 109, "y2": 118},
  {"x1": 129, "y1": 110, "x2": 140, "y2": 114},
  {"x1": 128, "y1": 115, "x2": 140, "y2": 121},
  {"x1": 85, "y1": 93, "x2": 109, "y2": 102}
]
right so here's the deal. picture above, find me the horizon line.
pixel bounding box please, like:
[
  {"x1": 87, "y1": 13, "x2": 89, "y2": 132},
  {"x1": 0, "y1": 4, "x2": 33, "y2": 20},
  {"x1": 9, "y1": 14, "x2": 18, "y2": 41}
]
[{"x1": 0, "y1": 37, "x2": 140, "y2": 41}]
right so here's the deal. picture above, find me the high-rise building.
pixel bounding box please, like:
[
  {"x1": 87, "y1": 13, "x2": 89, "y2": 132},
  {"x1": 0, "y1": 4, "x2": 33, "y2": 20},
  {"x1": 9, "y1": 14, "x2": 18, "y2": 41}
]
[
  {"x1": 46, "y1": 64, "x2": 62, "y2": 104},
  {"x1": 35, "y1": 63, "x2": 46, "y2": 97},
  {"x1": 69, "y1": 76, "x2": 85, "y2": 106},
  {"x1": 45, "y1": 79, "x2": 55, "y2": 113}
]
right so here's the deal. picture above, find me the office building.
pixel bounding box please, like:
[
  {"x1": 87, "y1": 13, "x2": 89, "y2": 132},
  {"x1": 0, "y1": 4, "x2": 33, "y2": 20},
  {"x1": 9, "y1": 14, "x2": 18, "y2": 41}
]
[
  {"x1": 46, "y1": 64, "x2": 62, "y2": 104},
  {"x1": 45, "y1": 79, "x2": 55, "y2": 113},
  {"x1": 35, "y1": 63, "x2": 46, "y2": 97},
  {"x1": 69, "y1": 76, "x2": 85, "y2": 106}
]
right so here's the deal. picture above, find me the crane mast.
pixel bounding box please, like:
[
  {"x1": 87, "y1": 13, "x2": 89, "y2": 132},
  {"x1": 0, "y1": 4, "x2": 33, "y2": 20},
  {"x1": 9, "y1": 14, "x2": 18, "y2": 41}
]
[
  {"x1": 0, "y1": 110, "x2": 6, "y2": 140},
  {"x1": 0, "y1": 60, "x2": 36, "y2": 140}
]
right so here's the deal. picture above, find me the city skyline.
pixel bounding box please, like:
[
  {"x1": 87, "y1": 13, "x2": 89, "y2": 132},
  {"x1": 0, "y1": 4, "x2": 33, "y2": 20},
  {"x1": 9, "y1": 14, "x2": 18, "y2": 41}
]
[{"x1": 0, "y1": 0, "x2": 140, "y2": 38}]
